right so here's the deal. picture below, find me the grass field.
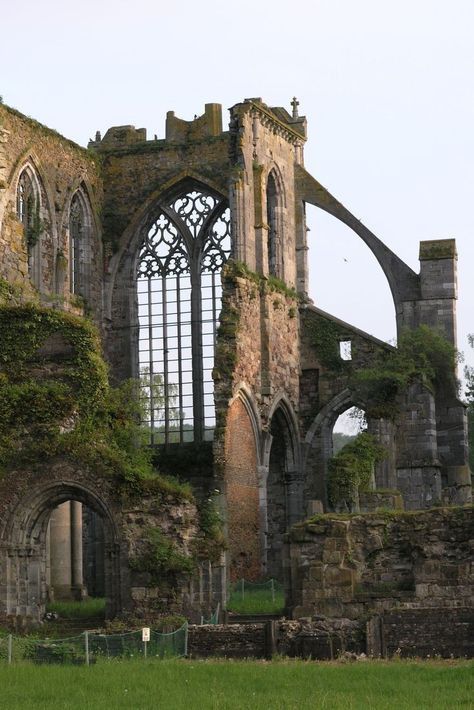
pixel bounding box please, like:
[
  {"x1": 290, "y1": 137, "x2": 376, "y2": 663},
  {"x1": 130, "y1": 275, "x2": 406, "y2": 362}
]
[{"x1": 0, "y1": 658, "x2": 473, "y2": 709}]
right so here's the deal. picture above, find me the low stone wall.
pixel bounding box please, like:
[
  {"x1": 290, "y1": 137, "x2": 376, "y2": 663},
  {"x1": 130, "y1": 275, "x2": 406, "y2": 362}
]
[
  {"x1": 367, "y1": 608, "x2": 474, "y2": 658},
  {"x1": 187, "y1": 619, "x2": 364, "y2": 659},
  {"x1": 287, "y1": 507, "x2": 474, "y2": 619}
]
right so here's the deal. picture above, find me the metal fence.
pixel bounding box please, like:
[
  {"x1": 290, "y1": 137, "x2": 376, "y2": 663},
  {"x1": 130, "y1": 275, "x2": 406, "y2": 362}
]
[{"x1": 0, "y1": 623, "x2": 188, "y2": 665}]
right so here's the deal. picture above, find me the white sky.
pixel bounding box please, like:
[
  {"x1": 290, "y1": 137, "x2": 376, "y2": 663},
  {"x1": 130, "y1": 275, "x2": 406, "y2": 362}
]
[{"x1": 1, "y1": 0, "x2": 473, "y2": 383}]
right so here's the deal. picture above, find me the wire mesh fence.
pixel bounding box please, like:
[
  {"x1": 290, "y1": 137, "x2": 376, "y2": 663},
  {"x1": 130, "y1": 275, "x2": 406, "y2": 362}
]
[
  {"x1": 0, "y1": 623, "x2": 188, "y2": 665},
  {"x1": 200, "y1": 603, "x2": 220, "y2": 625}
]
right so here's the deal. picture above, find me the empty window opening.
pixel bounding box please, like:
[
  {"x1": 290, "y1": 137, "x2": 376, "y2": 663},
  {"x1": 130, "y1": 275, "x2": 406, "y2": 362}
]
[
  {"x1": 339, "y1": 339, "x2": 352, "y2": 361},
  {"x1": 267, "y1": 172, "x2": 281, "y2": 278},
  {"x1": 16, "y1": 167, "x2": 41, "y2": 286},
  {"x1": 136, "y1": 186, "x2": 231, "y2": 445},
  {"x1": 332, "y1": 406, "x2": 366, "y2": 453}
]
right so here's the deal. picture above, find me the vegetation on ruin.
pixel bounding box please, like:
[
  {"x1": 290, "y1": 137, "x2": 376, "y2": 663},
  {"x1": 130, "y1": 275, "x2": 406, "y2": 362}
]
[
  {"x1": 0, "y1": 657, "x2": 473, "y2": 709},
  {"x1": 306, "y1": 311, "x2": 457, "y2": 421},
  {"x1": 306, "y1": 313, "x2": 350, "y2": 372},
  {"x1": 129, "y1": 527, "x2": 196, "y2": 581},
  {"x1": 193, "y1": 494, "x2": 226, "y2": 562},
  {"x1": 327, "y1": 432, "x2": 387, "y2": 509},
  {"x1": 351, "y1": 326, "x2": 457, "y2": 419},
  {"x1": 0, "y1": 103, "x2": 99, "y2": 165},
  {"x1": 224, "y1": 259, "x2": 299, "y2": 300},
  {"x1": 0, "y1": 303, "x2": 191, "y2": 502}
]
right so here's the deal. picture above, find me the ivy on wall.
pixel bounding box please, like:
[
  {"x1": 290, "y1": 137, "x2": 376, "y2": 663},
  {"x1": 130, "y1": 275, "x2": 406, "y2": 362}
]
[
  {"x1": 0, "y1": 303, "x2": 190, "y2": 501},
  {"x1": 327, "y1": 432, "x2": 386, "y2": 509},
  {"x1": 350, "y1": 326, "x2": 457, "y2": 419}
]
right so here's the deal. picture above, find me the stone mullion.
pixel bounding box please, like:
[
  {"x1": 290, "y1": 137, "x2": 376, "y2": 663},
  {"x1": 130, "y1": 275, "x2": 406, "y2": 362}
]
[{"x1": 191, "y1": 259, "x2": 204, "y2": 442}]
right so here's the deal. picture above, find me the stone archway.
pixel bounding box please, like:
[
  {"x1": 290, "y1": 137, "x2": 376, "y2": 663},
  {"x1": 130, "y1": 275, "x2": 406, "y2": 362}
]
[
  {"x1": 263, "y1": 401, "x2": 302, "y2": 580},
  {"x1": 0, "y1": 479, "x2": 122, "y2": 622}
]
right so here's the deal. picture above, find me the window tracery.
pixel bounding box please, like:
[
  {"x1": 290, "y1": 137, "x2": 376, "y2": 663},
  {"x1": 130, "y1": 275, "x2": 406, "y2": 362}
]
[{"x1": 137, "y1": 186, "x2": 231, "y2": 445}]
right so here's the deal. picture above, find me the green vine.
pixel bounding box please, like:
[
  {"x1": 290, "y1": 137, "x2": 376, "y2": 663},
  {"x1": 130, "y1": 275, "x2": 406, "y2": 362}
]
[
  {"x1": 0, "y1": 304, "x2": 191, "y2": 501},
  {"x1": 350, "y1": 326, "x2": 457, "y2": 419},
  {"x1": 193, "y1": 493, "x2": 226, "y2": 562},
  {"x1": 305, "y1": 314, "x2": 347, "y2": 372},
  {"x1": 224, "y1": 259, "x2": 299, "y2": 299},
  {"x1": 129, "y1": 528, "x2": 195, "y2": 582},
  {"x1": 327, "y1": 432, "x2": 386, "y2": 510}
]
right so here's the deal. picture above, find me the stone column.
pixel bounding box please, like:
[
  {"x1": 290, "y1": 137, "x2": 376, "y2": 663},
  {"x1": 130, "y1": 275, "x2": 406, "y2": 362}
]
[
  {"x1": 70, "y1": 501, "x2": 84, "y2": 600},
  {"x1": 49, "y1": 502, "x2": 72, "y2": 599}
]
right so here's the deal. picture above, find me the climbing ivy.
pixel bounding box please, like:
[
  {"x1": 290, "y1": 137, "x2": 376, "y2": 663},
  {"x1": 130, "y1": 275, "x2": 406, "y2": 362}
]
[
  {"x1": 129, "y1": 528, "x2": 196, "y2": 582},
  {"x1": 327, "y1": 432, "x2": 386, "y2": 510},
  {"x1": 350, "y1": 326, "x2": 457, "y2": 419},
  {"x1": 305, "y1": 314, "x2": 347, "y2": 372},
  {"x1": 0, "y1": 304, "x2": 191, "y2": 501}
]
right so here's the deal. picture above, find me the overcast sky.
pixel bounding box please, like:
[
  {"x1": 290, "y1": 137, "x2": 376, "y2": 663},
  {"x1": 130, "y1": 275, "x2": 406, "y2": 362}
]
[{"x1": 2, "y1": 0, "x2": 473, "y2": 385}]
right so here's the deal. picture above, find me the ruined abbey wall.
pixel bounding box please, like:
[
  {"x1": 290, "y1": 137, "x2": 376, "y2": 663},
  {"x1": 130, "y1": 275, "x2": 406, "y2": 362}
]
[{"x1": 0, "y1": 96, "x2": 471, "y2": 631}]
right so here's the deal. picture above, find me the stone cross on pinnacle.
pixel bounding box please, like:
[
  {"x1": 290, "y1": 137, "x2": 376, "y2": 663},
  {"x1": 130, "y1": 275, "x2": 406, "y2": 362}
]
[{"x1": 291, "y1": 97, "x2": 299, "y2": 119}]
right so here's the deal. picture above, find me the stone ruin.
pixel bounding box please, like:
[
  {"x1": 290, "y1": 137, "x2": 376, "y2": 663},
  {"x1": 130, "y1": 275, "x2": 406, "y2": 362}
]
[{"x1": 0, "y1": 97, "x2": 472, "y2": 653}]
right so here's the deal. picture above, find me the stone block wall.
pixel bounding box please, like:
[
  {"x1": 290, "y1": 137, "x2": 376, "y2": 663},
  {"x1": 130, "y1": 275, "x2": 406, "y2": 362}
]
[
  {"x1": 0, "y1": 105, "x2": 103, "y2": 319},
  {"x1": 368, "y1": 608, "x2": 474, "y2": 658},
  {"x1": 287, "y1": 507, "x2": 474, "y2": 620}
]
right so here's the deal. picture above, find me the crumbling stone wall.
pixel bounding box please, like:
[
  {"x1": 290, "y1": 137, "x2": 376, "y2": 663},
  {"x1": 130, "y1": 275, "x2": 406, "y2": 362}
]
[
  {"x1": 0, "y1": 457, "x2": 203, "y2": 623},
  {"x1": 287, "y1": 507, "x2": 474, "y2": 620},
  {"x1": 0, "y1": 105, "x2": 103, "y2": 319}
]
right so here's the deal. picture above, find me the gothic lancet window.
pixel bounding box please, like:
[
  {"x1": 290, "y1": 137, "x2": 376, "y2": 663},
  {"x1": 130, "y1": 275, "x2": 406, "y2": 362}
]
[
  {"x1": 69, "y1": 193, "x2": 84, "y2": 295},
  {"x1": 267, "y1": 172, "x2": 281, "y2": 278},
  {"x1": 16, "y1": 167, "x2": 41, "y2": 286},
  {"x1": 137, "y1": 185, "x2": 231, "y2": 445}
]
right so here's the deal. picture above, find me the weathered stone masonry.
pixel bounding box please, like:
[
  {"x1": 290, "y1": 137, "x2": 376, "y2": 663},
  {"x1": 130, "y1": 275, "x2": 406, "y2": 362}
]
[{"x1": 0, "y1": 98, "x2": 471, "y2": 637}]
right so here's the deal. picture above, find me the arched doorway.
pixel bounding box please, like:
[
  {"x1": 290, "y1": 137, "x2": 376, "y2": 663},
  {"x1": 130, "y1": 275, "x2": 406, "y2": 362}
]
[
  {"x1": 46, "y1": 500, "x2": 105, "y2": 602},
  {"x1": 2, "y1": 481, "x2": 121, "y2": 622},
  {"x1": 265, "y1": 405, "x2": 301, "y2": 581}
]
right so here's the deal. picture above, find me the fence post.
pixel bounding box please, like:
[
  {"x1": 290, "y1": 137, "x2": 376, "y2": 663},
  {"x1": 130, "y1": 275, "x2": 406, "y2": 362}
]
[
  {"x1": 184, "y1": 622, "x2": 189, "y2": 657},
  {"x1": 84, "y1": 631, "x2": 90, "y2": 667},
  {"x1": 271, "y1": 579, "x2": 275, "y2": 603},
  {"x1": 7, "y1": 635, "x2": 12, "y2": 665},
  {"x1": 241, "y1": 578, "x2": 245, "y2": 600}
]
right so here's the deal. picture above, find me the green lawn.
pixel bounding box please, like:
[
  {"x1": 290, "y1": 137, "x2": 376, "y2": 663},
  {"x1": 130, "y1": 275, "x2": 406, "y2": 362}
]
[
  {"x1": 0, "y1": 658, "x2": 473, "y2": 709},
  {"x1": 227, "y1": 585, "x2": 285, "y2": 615},
  {"x1": 46, "y1": 598, "x2": 106, "y2": 619}
]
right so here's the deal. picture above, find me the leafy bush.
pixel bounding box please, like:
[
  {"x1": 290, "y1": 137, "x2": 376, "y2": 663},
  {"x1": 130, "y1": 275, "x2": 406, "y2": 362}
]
[{"x1": 328, "y1": 432, "x2": 386, "y2": 510}]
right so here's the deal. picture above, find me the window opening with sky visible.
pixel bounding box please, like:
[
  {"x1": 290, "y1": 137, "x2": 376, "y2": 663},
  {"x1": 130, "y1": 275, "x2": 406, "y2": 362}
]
[{"x1": 136, "y1": 186, "x2": 231, "y2": 445}]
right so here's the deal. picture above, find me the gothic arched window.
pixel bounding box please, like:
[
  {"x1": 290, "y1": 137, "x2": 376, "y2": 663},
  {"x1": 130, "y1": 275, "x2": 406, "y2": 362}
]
[
  {"x1": 267, "y1": 172, "x2": 282, "y2": 278},
  {"x1": 16, "y1": 166, "x2": 41, "y2": 286},
  {"x1": 137, "y1": 185, "x2": 231, "y2": 444},
  {"x1": 69, "y1": 190, "x2": 91, "y2": 297}
]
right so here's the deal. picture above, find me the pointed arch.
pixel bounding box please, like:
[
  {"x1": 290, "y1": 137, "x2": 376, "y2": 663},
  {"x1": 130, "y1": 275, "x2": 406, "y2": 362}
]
[
  {"x1": 132, "y1": 177, "x2": 231, "y2": 444},
  {"x1": 15, "y1": 161, "x2": 44, "y2": 288},
  {"x1": 230, "y1": 383, "x2": 263, "y2": 464},
  {"x1": 266, "y1": 167, "x2": 286, "y2": 279},
  {"x1": 68, "y1": 186, "x2": 94, "y2": 299}
]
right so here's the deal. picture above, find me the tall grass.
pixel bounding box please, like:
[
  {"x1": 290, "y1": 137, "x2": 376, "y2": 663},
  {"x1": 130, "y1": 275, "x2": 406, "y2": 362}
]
[
  {"x1": 46, "y1": 598, "x2": 106, "y2": 619},
  {"x1": 0, "y1": 658, "x2": 473, "y2": 709}
]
